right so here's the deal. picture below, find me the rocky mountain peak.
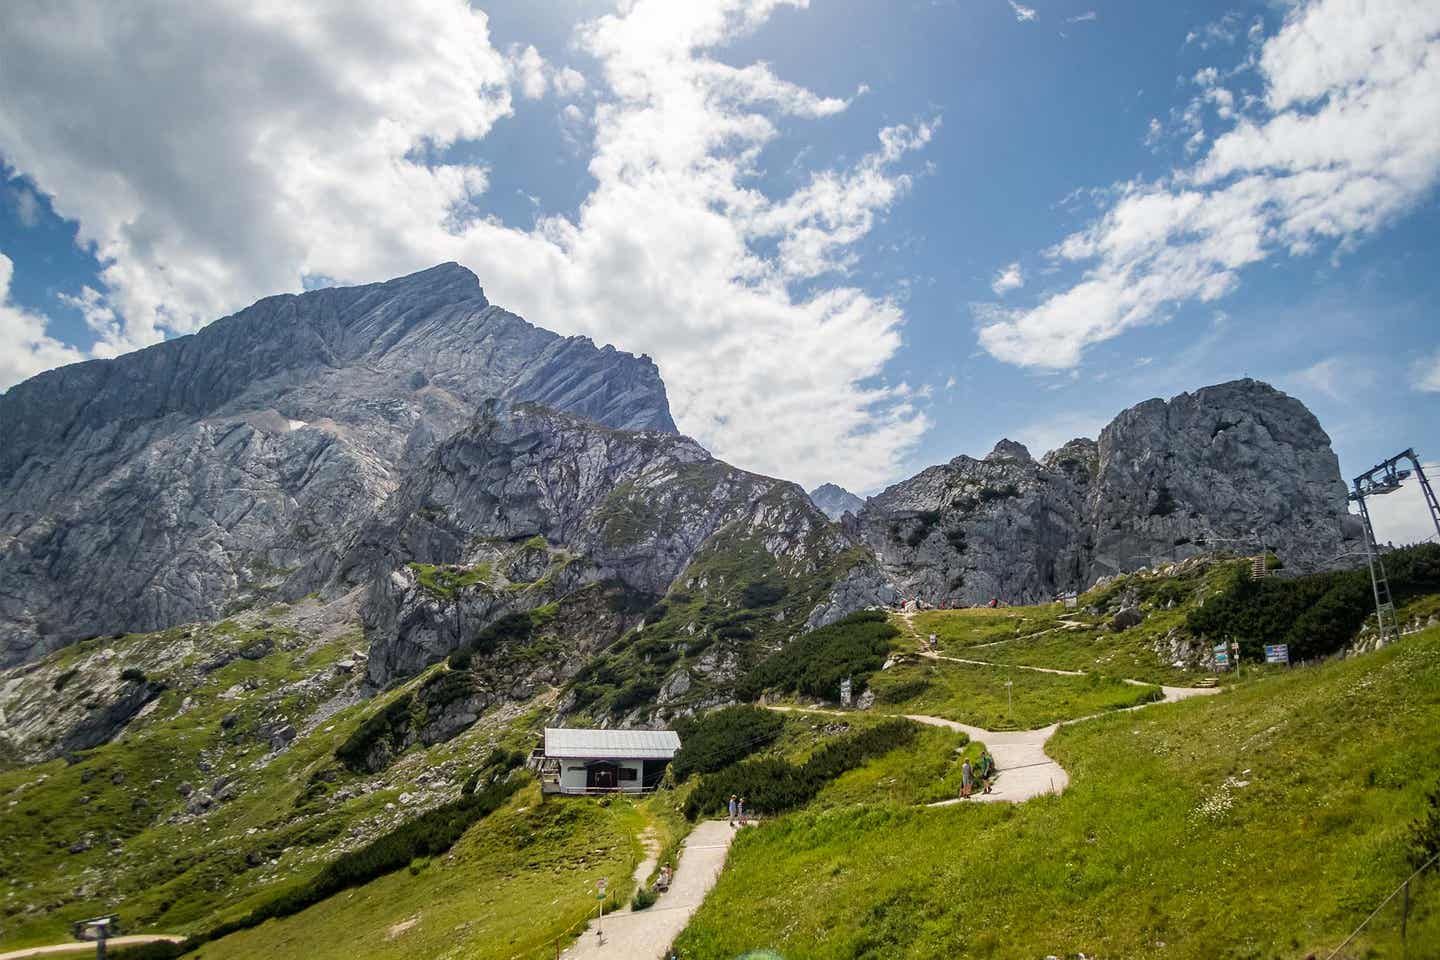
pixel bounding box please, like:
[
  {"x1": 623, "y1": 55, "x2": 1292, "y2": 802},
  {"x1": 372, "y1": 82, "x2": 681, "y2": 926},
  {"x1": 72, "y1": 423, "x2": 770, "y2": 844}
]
[
  {"x1": 855, "y1": 378, "x2": 1359, "y2": 607},
  {"x1": 808, "y1": 482, "x2": 866, "y2": 521},
  {"x1": 0, "y1": 265, "x2": 678, "y2": 666},
  {"x1": 986, "y1": 439, "x2": 1034, "y2": 462}
]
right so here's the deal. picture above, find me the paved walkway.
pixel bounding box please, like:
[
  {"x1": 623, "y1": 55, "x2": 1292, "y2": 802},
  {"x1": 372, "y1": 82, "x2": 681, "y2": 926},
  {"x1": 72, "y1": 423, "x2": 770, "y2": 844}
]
[
  {"x1": 0, "y1": 936, "x2": 184, "y2": 959},
  {"x1": 559, "y1": 820, "x2": 742, "y2": 960}
]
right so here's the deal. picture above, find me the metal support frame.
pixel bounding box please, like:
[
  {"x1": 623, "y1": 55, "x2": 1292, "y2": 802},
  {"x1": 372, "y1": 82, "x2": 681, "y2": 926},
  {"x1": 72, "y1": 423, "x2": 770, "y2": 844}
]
[{"x1": 1347, "y1": 447, "x2": 1440, "y2": 647}]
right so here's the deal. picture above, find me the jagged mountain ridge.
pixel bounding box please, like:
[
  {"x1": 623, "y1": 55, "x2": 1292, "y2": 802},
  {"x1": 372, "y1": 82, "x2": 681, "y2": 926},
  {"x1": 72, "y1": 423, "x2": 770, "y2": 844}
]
[
  {"x1": 856, "y1": 379, "x2": 1361, "y2": 606},
  {"x1": 808, "y1": 482, "x2": 865, "y2": 521},
  {"x1": 341, "y1": 401, "x2": 877, "y2": 690},
  {"x1": 0, "y1": 264, "x2": 676, "y2": 666}
]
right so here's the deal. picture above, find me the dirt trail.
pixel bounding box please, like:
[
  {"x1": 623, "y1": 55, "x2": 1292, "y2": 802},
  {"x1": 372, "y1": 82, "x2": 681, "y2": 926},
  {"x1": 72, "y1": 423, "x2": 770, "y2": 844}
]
[
  {"x1": 768, "y1": 643, "x2": 1221, "y2": 806},
  {"x1": 0, "y1": 936, "x2": 185, "y2": 959},
  {"x1": 559, "y1": 820, "x2": 743, "y2": 960}
]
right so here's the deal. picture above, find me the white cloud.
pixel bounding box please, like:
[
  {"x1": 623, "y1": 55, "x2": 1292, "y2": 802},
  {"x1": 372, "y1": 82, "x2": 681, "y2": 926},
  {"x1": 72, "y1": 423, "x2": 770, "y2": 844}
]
[
  {"x1": 1185, "y1": 11, "x2": 1243, "y2": 50},
  {"x1": 1413, "y1": 349, "x2": 1440, "y2": 392},
  {"x1": 991, "y1": 261, "x2": 1024, "y2": 295},
  {"x1": 0, "y1": 252, "x2": 85, "y2": 390},
  {"x1": 553, "y1": 66, "x2": 587, "y2": 98},
  {"x1": 0, "y1": 0, "x2": 933, "y2": 491},
  {"x1": 1067, "y1": 11, "x2": 1097, "y2": 23},
  {"x1": 1007, "y1": 1, "x2": 1038, "y2": 24},
  {"x1": 509, "y1": 43, "x2": 549, "y2": 99},
  {"x1": 979, "y1": 0, "x2": 1440, "y2": 370}
]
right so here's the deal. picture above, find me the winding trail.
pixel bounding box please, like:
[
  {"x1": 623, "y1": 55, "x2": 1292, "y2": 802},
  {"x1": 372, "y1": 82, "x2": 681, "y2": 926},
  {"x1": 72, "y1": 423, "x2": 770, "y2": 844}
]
[
  {"x1": 0, "y1": 936, "x2": 185, "y2": 959},
  {"x1": 559, "y1": 820, "x2": 744, "y2": 960},
  {"x1": 553, "y1": 609, "x2": 1221, "y2": 955}
]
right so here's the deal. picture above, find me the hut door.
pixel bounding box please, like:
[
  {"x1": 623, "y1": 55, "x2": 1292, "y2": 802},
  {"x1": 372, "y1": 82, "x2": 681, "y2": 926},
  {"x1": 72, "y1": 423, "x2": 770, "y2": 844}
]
[{"x1": 587, "y1": 762, "x2": 618, "y2": 790}]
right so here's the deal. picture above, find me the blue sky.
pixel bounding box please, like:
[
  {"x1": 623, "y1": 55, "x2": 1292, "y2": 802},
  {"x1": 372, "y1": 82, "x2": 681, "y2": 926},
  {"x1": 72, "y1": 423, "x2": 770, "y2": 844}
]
[{"x1": 1, "y1": 0, "x2": 1438, "y2": 539}]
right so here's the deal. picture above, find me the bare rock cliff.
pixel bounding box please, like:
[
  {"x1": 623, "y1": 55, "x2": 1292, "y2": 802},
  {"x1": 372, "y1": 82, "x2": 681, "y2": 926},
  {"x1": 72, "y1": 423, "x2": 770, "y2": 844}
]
[
  {"x1": 857, "y1": 379, "x2": 1360, "y2": 605},
  {"x1": 0, "y1": 264, "x2": 676, "y2": 665}
]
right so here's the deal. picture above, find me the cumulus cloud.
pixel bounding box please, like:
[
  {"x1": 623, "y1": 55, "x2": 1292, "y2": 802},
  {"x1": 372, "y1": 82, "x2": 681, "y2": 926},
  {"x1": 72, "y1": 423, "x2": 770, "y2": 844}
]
[
  {"x1": 991, "y1": 262, "x2": 1024, "y2": 295},
  {"x1": 0, "y1": 252, "x2": 85, "y2": 390},
  {"x1": 0, "y1": 0, "x2": 932, "y2": 491},
  {"x1": 1007, "y1": 1, "x2": 1038, "y2": 24},
  {"x1": 553, "y1": 66, "x2": 588, "y2": 98},
  {"x1": 979, "y1": 0, "x2": 1440, "y2": 369},
  {"x1": 509, "y1": 44, "x2": 549, "y2": 99},
  {"x1": 1413, "y1": 350, "x2": 1440, "y2": 392}
]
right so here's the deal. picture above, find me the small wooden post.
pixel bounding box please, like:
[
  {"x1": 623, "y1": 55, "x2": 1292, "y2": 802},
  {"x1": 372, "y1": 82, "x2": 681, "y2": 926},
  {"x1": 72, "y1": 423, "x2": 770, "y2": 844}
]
[{"x1": 1401, "y1": 877, "x2": 1410, "y2": 959}]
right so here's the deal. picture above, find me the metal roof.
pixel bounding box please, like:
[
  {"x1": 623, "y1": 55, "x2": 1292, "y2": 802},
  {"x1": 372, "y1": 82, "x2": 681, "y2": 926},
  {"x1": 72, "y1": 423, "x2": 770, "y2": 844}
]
[{"x1": 543, "y1": 727, "x2": 681, "y2": 760}]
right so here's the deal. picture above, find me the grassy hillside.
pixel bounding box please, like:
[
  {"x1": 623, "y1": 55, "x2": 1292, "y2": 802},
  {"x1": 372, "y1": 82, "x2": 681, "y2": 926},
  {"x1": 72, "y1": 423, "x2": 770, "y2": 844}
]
[
  {"x1": 672, "y1": 625, "x2": 1440, "y2": 959},
  {"x1": 192, "y1": 784, "x2": 645, "y2": 960},
  {"x1": 0, "y1": 601, "x2": 543, "y2": 951}
]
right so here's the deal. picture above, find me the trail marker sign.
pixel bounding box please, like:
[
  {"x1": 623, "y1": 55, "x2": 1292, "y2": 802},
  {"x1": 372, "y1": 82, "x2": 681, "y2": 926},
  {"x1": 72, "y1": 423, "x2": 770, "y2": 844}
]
[
  {"x1": 1213, "y1": 642, "x2": 1230, "y2": 670},
  {"x1": 1264, "y1": 644, "x2": 1289, "y2": 665}
]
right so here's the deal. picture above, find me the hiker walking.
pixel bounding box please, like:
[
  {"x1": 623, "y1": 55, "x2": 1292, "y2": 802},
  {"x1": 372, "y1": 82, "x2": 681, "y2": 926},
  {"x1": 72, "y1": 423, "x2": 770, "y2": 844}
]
[
  {"x1": 728, "y1": 794, "x2": 738, "y2": 826},
  {"x1": 738, "y1": 796, "x2": 747, "y2": 825},
  {"x1": 979, "y1": 749, "x2": 995, "y2": 794},
  {"x1": 961, "y1": 758, "x2": 974, "y2": 799}
]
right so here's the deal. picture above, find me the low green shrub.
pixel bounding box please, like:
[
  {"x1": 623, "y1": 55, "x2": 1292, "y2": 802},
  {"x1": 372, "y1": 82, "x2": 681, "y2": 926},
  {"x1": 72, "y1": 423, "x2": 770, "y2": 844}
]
[
  {"x1": 873, "y1": 677, "x2": 932, "y2": 704},
  {"x1": 193, "y1": 779, "x2": 520, "y2": 947},
  {"x1": 683, "y1": 719, "x2": 917, "y2": 819},
  {"x1": 119, "y1": 667, "x2": 147, "y2": 683},
  {"x1": 737, "y1": 610, "x2": 898, "y2": 702},
  {"x1": 671, "y1": 705, "x2": 784, "y2": 782},
  {"x1": 632, "y1": 888, "x2": 659, "y2": 911},
  {"x1": 741, "y1": 581, "x2": 787, "y2": 608},
  {"x1": 334, "y1": 693, "x2": 414, "y2": 772},
  {"x1": 1187, "y1": 544, "x2": 1440, "y2": 661}
]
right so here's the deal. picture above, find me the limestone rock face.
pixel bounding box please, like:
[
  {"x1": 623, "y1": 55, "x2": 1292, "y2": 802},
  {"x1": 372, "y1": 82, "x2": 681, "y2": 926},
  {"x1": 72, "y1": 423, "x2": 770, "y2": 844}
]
[
  {"x1": 857, "y1": 380, "x2": 1358, "y2": 606},
  {"x1": 0, "y1": 264, "x2": 676, "y2": 666},
  {"x1": 346, "y1": 402, "x2": 858, "y2": 686},
  {"x1": 1082, "y1": 379, "x2": 1356, "y2": 579},
  {"x1": 808, "y1": 483, "x2": 865, "y2": 521}
]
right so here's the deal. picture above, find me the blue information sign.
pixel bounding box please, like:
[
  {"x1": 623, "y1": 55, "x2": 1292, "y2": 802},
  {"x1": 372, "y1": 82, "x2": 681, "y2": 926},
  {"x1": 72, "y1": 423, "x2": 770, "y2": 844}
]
[{"x1": 1264, "y1": 644, "x2": 1289, "y2": 665}]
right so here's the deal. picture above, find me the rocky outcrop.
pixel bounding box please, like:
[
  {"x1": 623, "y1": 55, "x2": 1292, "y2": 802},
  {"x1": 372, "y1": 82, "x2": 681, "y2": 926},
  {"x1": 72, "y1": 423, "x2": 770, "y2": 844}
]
[
  {"x1": 857, "y1": 380, "x2": 1359, "y2": 606},
  {"x1": 347, "y1": 402, "x2": 857, "y2": 687},
  {"x1": 808, "y1": 483, "x2": 865, "y2": 521},
  {"x1": 0, "y1": 264, "x2": 676, "y2": 666}
]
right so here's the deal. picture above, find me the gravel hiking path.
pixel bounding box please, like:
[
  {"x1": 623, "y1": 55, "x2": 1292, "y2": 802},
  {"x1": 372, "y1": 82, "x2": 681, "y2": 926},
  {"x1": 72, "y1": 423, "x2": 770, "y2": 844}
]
[
  {"x1": 559, "y1": 819, "x2": 743, "y2": 960},
  {"x1": 0, "y1": 936, "x2": 185, "y2": 959}
]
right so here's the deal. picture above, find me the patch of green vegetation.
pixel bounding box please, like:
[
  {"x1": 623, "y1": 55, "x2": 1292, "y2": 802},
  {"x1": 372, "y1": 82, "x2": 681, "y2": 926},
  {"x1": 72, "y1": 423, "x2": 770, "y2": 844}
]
[
  {"x1": 868, "y1": 656, "x2": 1161, "y2": 730},
  {"x1": 671, "y1": 706, "x2": 785, "y2": 782},
  {"x1": 407, "y1": 562, "x2": 493, "y2": 600},
  {"x1": 191, "y1": 779, "x2": 521, "y2": 948},
  {"x1": 737, "y1": 611, "x2": 900, "y2": 702},
  {"x1": 672, "y1": 626, "x2": 1440, "y2": 960},
  {"x1": 1188, "y1": 543, "x2": 1440, "y2": 661},
  {"x1": 567, "y1": 518, "x2": 871, "y2": 718},
  {"x1": 193, "y1": 785, "x2": 647, "y2": 960},
  {"x1": 683, "y1": 719, "x2": 919, "y2": 820}
]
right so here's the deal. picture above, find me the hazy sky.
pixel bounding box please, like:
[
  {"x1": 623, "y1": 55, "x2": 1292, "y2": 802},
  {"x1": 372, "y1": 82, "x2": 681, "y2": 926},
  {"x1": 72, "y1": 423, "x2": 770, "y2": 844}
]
[{"x1": 1, "y1": 0, "x2": 1437, "y2": 541}]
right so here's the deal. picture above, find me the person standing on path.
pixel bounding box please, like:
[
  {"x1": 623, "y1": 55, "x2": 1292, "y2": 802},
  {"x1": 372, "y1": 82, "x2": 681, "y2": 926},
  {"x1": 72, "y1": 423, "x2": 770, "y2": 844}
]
[
  {"x1": 728, "y1": 794, "x2": 738, "y2": 826},
  {"x1": 737, "y1": 796, "x2": 746, "y2": 825},
  {"x1": 979, "y1": 749, "x2": 995, "y2": 794},
  {"x1": 961, "y1": 758, "x2": 974, "y2": 799}
]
